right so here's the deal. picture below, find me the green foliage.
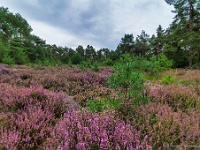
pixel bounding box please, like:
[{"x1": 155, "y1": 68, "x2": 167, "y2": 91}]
[
  {"x1": 108, "y1": 63, "x2": 144, "y2": 91},
  {"x1": 143, "y1": 54, "x2": 173, "y2": 74},
  {"x1": 10, "y1": 47, "x2": 28, "y2": 64},
  {"x1": 114, "y1": 54, "x2": 172, "y2": 75},
  {"x1": 35, "y1": 59, "x2": 57, "y2": 66},
  {"x1": 144, "y1": 74, "x2": 162, "y2": 82},
  {"x1": 0, "y1": 7, "x2": 59, "y2": 66},
  {"x1": 134, "y1": 30, "x2": 150, "y2": 57},
  {"x1": 145, "y1": 56, "x2": 161, "y2": 74},
  {"x1": 133, "y1": 94, "x2": 150, "y2": 106},
  {"x1": 71, "y1": 53, "x2": 83, "y2": 64},
  {"x1": 86, "y1": 99, "x2": 122, "y2": 112},
  {"x1": 102, "y1": 59, "x2": 114, "y2": 66},
  {"x1": 0, "y1": 38, "x2": 9, "y2": 63},
  {"x1": 108, "y1": 54, "x2": 146, "y2": 105},
  {"x1": 79, "y1": 61, "x2": 92, "y2": 68},
  {"x1": 91, "y1": 63, "x2": 101, "y2": 72},
  {"x1": 149, "y1": 113, "x2": 157, "y2": 126},
  {"x1": 2, "y1": 56, "x2": 15, "y2": 65},
  {"x1": 161, "y1": 74, "x2": 177, "y2": 85},
  {"x1": 78, "y1": 61, "x2": 101, "y2": 72},
  {"x1": 192, "y1": 62, "x2": 200, "y2": 69},
  {"x1": 158, "y1": 54, "x2": 173, "y2": 70},
  {"x1": 116, "y1": 34, "x2": 134, "y2": 57},
  {"x1": 164, "y1": 0, "x2": 200, "y2": 68}
]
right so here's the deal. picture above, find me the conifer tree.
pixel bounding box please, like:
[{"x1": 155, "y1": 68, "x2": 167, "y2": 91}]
[{"x1": 165, "y1": 0, "x2": 200, "y2": 67}]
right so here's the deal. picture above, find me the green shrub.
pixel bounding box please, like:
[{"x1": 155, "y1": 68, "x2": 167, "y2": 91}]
[
  {"x1": 116, "y1": 53, "x2": 173, "y2": 75},
  {"x1": 102, "y1": 59, "x2": 114, "y2": 66},
  {"x1": 91, "y1": 63, "x2": 101, "y2": 72},
  {"x1": 2, "y1": 56, "x2": 15, "y2": 65},
  {"x1": 71, "y1": 53, "x2": 83, "y2": 64},
  {"x1": 107, "y1": 55, "x2": 146, "y2": 105},
  {"x1": 158, "y1": 54, "x2": 173, "y2": 71}
]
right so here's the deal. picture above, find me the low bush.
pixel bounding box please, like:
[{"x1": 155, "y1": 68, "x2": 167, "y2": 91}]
[
  {"x1": 131, "y1": 103, "x2": 200, "y2": 149},
  {"x1": 147, "y1": 84, "x2": 199, "y2": 111},
  {"x1": 43, "y1": 110, "x2": 152, "y2": 150}
]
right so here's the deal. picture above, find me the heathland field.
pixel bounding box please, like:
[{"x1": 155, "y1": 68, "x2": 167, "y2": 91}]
[{"x1": 0, "y1": 64, "x2": 200, "y2": 150}]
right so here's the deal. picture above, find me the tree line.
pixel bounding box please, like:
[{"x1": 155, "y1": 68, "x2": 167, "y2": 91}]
[{"x1": 0, "y1": 0, "x2": 199, "y2": 68}]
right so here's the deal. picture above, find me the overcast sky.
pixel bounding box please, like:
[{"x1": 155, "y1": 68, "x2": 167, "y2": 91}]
[{"x1": 0, "y1": 0, "x2": 174, "y2": 50}]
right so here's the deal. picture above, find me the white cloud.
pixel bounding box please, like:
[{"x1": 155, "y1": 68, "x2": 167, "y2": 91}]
[{"x1": 28, "y1": 19, "x2": 102, "y2": 49}]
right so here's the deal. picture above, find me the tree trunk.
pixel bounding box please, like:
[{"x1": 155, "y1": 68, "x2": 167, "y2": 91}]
[{"x1": 189, "y1": 0, "x2": 194, "y2": 68}]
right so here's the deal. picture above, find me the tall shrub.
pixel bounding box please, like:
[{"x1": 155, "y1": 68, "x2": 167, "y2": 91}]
[{"x1": 107, "y1": 54, "x2": 146, "y2": 105}]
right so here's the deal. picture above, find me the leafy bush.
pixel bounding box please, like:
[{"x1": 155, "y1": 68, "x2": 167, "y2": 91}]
[
  {"x1": 91, "y1": 62, "x2": 101, "y2": 72},
  {"x1": 2, "y1": 56, "x2": 15, "y2": 65},
  {"x1": 116, "y1": 53, "x2": 173, "y2": 75},
  {"x1": 108, "y1": 55, "x2": 146, "y2": 105},
  {"x1": 158, "y1": 54, "x2": 173, "y2": 71},
  {"x1": 102, "y1": 58, "x2": 114, "y2": 66},
  {"x1": 71, "y1": 53, "x2": 83, "y2": 64}
]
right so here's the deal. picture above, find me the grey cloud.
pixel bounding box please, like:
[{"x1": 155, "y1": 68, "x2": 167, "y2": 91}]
[{"x1": 0, "y1": 0, "x2": 174, "y2": 49}]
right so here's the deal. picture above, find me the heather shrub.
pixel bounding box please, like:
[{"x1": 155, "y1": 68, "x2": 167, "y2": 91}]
[
  {"x1": 0, "y1": 83, "x2": 67, "y2": 118},
  {"x1": 132, "y1": 103, "x2": 180, "y2": 149},
  {"x1": 44, "y1": 110, "x2": 152, "y2": 150},
  {"x1": 64, "y1": 67, "x2": 112, "y2": 104},
  {"x1": 0, "y1": 65, "x2": 11, "y2": 75},
  {"x1": 0, "y1": 67, "x2": 39, "y2": 87},
  {"x1": 2, "y1": 105, "x2": 54, "y2": 149},
  {"x1": 194, "y1": 85, "x2": 200, "y2": 96},
  {"x1": 131, "y1": 103, "x2": 200, "y2": 149},
  {"x1": 165, "y1": 69, "x2": 200, "y2": 84},
  {"x1": 0, "y1": 128, "x2": 21, "y2": 150},
  {"x1": 66, "y1": 67, "x2": 111, "y2": 86},
  {"x1": 0, "y1": 83, "x2": 71, "y2": 149},
  {"x1": 40, "y1": 76, "x2": 67, "y2": 92},
  {"x1": 20, "y1": 72, "x2": 32, "y2": 80},
  {"x1": 17, "y1": 70, "x2": 34, "y2": 87},
  {"x1": 147, "y1": 84, "x2": 199, "y2": 111}
]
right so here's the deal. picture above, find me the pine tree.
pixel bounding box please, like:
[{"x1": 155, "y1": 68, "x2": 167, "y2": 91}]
[{"x1": 165, "y1": 0, "x2": 200, "y2": 67}]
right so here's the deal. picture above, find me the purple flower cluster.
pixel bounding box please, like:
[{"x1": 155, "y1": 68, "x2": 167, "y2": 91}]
[
  {"x1": 1, "y1": 64, "x2": 199, "y2": 149},
  {"x1": 0, "y1": 82, "x2": 151, "y2": 149},
  {"x1": 44, "y1": 110, "x2": 152, "y2": 150}
]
